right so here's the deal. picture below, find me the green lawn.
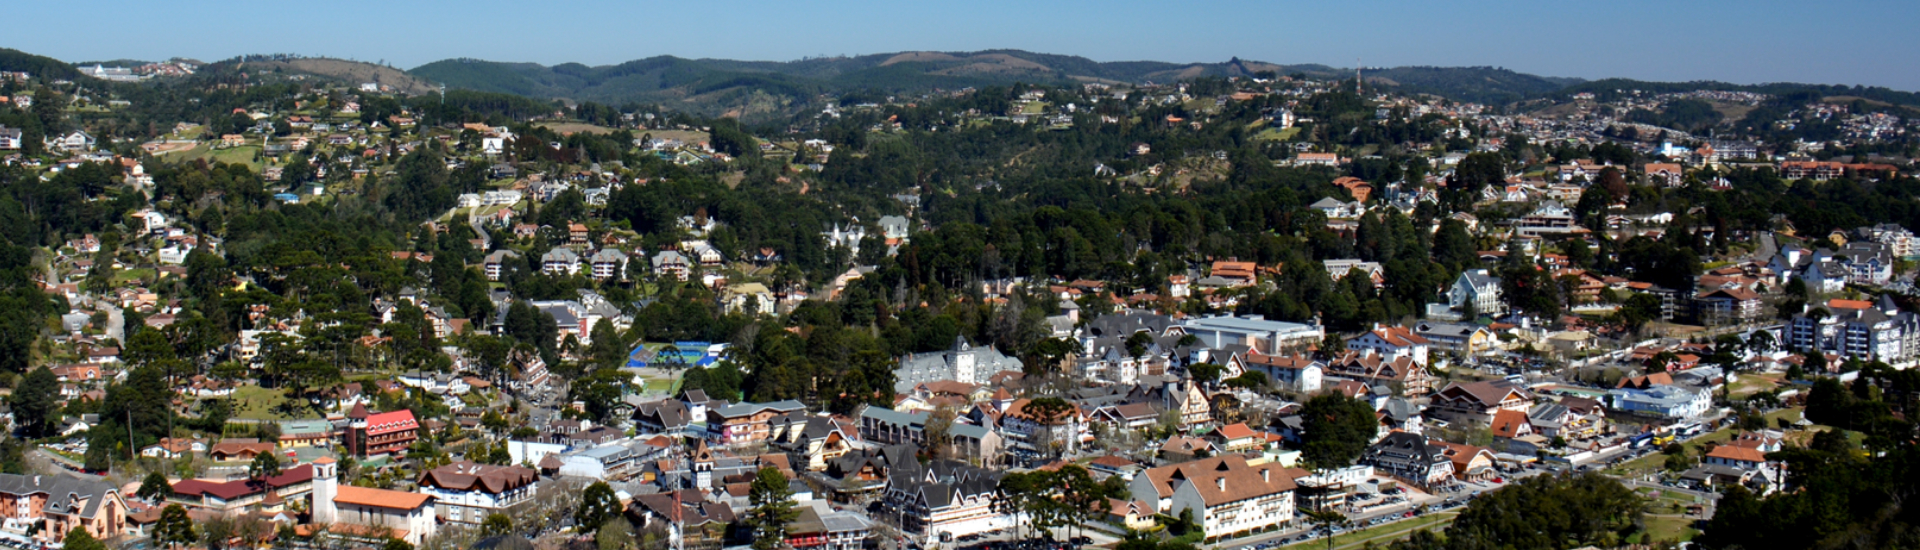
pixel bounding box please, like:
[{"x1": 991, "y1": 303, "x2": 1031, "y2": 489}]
[
  {"x1": 1254, "y1": 127, "x2": 1301, "y2": 141},
  {"x1": 1636, "y1": 515, "x2": 1699, "y2": 544},
  {"x1": 1282, "y1": 513, "x2": 1458, "y2": 549},
  {"x1": 227, "y1": 384, "x2": 300, "y2": 421},
  {"x1": 112, "y1": 268, "x2": 153, "y2": 284}
]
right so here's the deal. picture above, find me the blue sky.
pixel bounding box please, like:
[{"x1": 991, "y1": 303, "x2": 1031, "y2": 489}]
[{"x1": 12, "y1": 0, "x2": 1920, "y2": 90}]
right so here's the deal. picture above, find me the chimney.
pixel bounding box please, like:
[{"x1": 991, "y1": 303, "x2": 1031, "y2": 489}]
[
  {"x1": 1216, "y1": 477, "x2": 1226, "y2": 491},
  {"x1": 1262, "y1": 469, "x2": 1270, "y2": 483}
]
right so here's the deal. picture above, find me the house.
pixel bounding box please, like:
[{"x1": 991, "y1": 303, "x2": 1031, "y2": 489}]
[
  {"x1": 1703, "y1": 445, "x2": 1768, "y2": 471},
  {"x1": 1128, "y1": 455, "x2": 1308, "y2": 539},
  {"x1": 0, "y1": 126, "x2": 21, "y2": 150},
  {"x1": 416, "y1": 461, "x2": 539, "y2": 525},
  {"x1": 877, "y1": 216, "x2": 911, "y2": 242},
  {"x1": 1244, "y1": 352, "x2": 1322, "y2": 393},
  {"x1": 1429, "y1": 380, "x2": 1533, "y2": 425},
  {"x1": 310, "y1": 458, "x2": 437, "y2": 544},
  {"x1": 633, "y1": 398, "x2": 694, "y2": 435},
  {"x1": 1449, "y1": 270, "x2": 1504, "y2": 317},
  {"x1": 1643, "y1": 163, "x2": 1685, "y2": 187},
  {"x1": 483, "y1": 250, "x2": 519, "y2": 281},
  {"x1": 893, "y1": 338, "x2": 1024, "y2": 393},
  {"x1": 140, "y1": 437, "x2": 206, "y2": 459},
  {"x1": 1360, "y1": 432, "x2": 1455, "y2": 489},
  {"x1": 343, "y1": 404, "x2": 419, "y2": 458},
  {"x1": 1324, "y1": 259, "x2": 1385, "y2": 287},
  {"x1": 1413, "y1": 322, "x2": 1493, "y2": 356},
  {"x1": 1345, "y1": 326, "x2": 1431, "y2": 365},
  {"x1": 1433, "y1": 441, "x2": 1497, "y2": 483},
  {"x1": 783, "y1": 500, "x2": 874, "y2": 550}
]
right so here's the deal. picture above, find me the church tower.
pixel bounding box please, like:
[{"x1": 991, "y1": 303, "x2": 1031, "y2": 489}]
[{"x1": 311, "y1": 457, "x2": 339, "y2": 524}]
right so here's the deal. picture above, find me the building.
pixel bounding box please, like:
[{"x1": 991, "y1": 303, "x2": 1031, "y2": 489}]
[
  {"x1": 1180, "y1": 315, "x2": 1324, "y2": 355},
  {"x1": 416, "y1": 461, "x2": 539, "y2": 525},
  {"x1": 168, "y1": 464, "x2": 316, "y2": 512},
  {"x1": 1448, "y1": 270, "x2": 1504, "y2": 317},
  {"x1": 1785, "y1": 297, "x2": 1920, "y2": 364},
  {"x1": 1128, "y1": 456, "x2": 1308, "y2": 539},
  {"x1": 857, "y1": 406, "x2": 928, "y2": 447},
  {"x1": 883, "y1": 460, "x2": 1009, "y2": 544},
  {"x1": 0, "y1": 474, "x2": 127, "y2": 545},
  {"x1": 784, "y1": 500, "x2": 874, "y2": 550},
  {"x1": 1412, "y1": 322, "x2": 1493, "y2": 356},
  {"x1": 1610, "y1": 384, "x2": 1712, "y2": 419},
  {"x1": 1360, "y1": 432, "x2": 1455, "y2": 489},
  {"x1": 1344, "y1": 326, "x2": 1431, "y2": 365},
  {"x1": 707, "y1": 400, "x2": 808, "y2": 446},
  {"x1": 1429, "y1": 380, "x2": 1533, "y2": 425},
  {"x1": 1244, "y1": 352, "x2": 1322, "y2": 393},
  {"x1": 310, "y1": 458, "x2": 437, "y2": 544},
  {"x1": 589, "y1": 248, "x2": 628, "y2": 281},
  {"x1": 998, "y1": 399, "x2": 1089, "y2": 456},
  {"x1": 893, "y1": 338, "x2": 1023, "y2": 393},
  {"x1": 652, "y1": 250, "x2": 692, "y2": 281},
  {"x1": 278, "y1": 420, "x2": 335, "y2": 448},
  {"x1": 541, "y1": 248, "x2": 580, "y2": 276},
  {"x1": 343, "y1": 404, "x2": 419, "y2": 458}
]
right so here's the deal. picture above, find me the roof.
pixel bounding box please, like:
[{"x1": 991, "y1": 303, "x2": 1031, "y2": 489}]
[
  {"x1": 1706, "y1": 445, "x2": 1767, "y2": 464},
  {"x1": 331, "y1": 485, "x2": 433, "y2": 510},
  {"x1": 1135, "y1": 455, "x2": 1306, "y2": 507},
  {"x1": 1490, "y1": 409, "x2": 1531, "y2": 439},
  {"x1": 1216, "y1": 422, "x2": 1257, "y2": 441},
  {"x1": 169, "y1": 464, "x2": 314, "y2": 501},
  {"x1": 0, "y1": 473, "x2": 121, "y2": 520},
  {"x1": 419, "y1": 461, "x2": 539, "y2": 494},
  {"x1": 364, "y1": 409, "x2": 418, "y2": 436}
]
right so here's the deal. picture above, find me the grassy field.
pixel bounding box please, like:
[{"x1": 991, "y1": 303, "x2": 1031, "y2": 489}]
[
  {"x1": 1254, "y1": 127, "x2": 1301, "y2": 141},
  {"x1": 1282, "y1": 513, "x2": 1458, "y2": 549},
  {"x1": 226, "y1": 384, "x2": 300, "y2": 421},
  {"x1": 1636, "y1": 515, "x2": 1699, "y2": 544},
  {"x1": 1727, "y1": 373, "x2": 1784, "y2": 400}
]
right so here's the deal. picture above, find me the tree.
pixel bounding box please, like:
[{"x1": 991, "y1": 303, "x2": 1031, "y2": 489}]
[
  {"x1": 480, "y1": 513, "x2": 514, "y2": 537},
  {"x1": 249, "y1": 451, "x2": 282, "y2": 485},
  {"x1": 747, "y1": 467, "x2": 797, "y2": 550},
  {"x1": 63, "y1": 527, "x2": 106, "y2": 550},
  {"x1": 1299, "y1": 393, "x2": 1378, "y2": 468},
  {"x1": 139, "y1": 471, "x2": 173, "y2": 502},
  {"x1": 1187, "y1": 363, "x2": 1226, "y2": 386},
  {"x1": 9, "y1": 366, "x2": 60, "y2": 438},
  {"x1": 576, "y1": 482, "x2": 623, "y2": 534},
  {"x1": 155, "y1": 504, "x2": 198, "y2": 548},
  {"x1": 597, "y1": 519, "x2": 636, "y2": 550},
  {"x1": 383, "y1": 538, "x2": 414, "y2": 550}
]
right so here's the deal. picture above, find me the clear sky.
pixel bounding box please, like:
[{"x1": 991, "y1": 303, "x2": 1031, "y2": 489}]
[{"x1": 11, "y1": 0, "x2": 1920, "y2": 90}]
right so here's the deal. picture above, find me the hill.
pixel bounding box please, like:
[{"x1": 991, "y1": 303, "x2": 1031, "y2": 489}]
[
  {"x1": 406, "y1": 50, "x2": 1601, "y2": 117},
  {"x1": 0, "y1": 47, "x2": 80, "y2": 80},
  {"x1": 222, "y1": 57, "x2": 440, "y2": 95}
]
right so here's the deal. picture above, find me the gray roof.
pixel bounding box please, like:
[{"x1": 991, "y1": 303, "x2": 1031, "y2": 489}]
[
  {"x1": 711, "y1": 400, "x2": 806, "y2": 419},
  {"x1": 0, "y1": 473, "x2": 119, "y2": 520}
]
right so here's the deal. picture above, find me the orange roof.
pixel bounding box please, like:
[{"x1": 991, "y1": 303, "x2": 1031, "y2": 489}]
[
  {"x1": 1706, "y1": 445, "x2": 1767, "y2": 464},
  {"x1": 1828, "y1": 299, "x2": 1874, "y2": 311},
  {"x1": 1490, "y1": 409, "x2": 1530, "y2": 439},
  {"x1": 331, "y1": 485, "x2": 433, "y2": 510},
  {"x1": 1216, "y1": 422, "x2": 1257, "y2": 440}
]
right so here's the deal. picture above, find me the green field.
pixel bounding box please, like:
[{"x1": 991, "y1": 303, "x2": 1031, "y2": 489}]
[
  {"x1": 227, "y1": 384, "x2": 300, "y2": 421},
  {"x1": 1254, "y1": 127, "x2": 1301, "y2": 141},
  {"x1": 1635, "y1": 515, "x2": 1699, "y2": 544}
]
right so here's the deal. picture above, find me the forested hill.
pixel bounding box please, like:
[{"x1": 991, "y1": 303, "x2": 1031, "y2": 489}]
[
  {"x1": 0, "y1": 47, "x2": 81, "y2": 80},
  {"x1": 405, "y1": 51, "x2": 1589, "y2": 116}
]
